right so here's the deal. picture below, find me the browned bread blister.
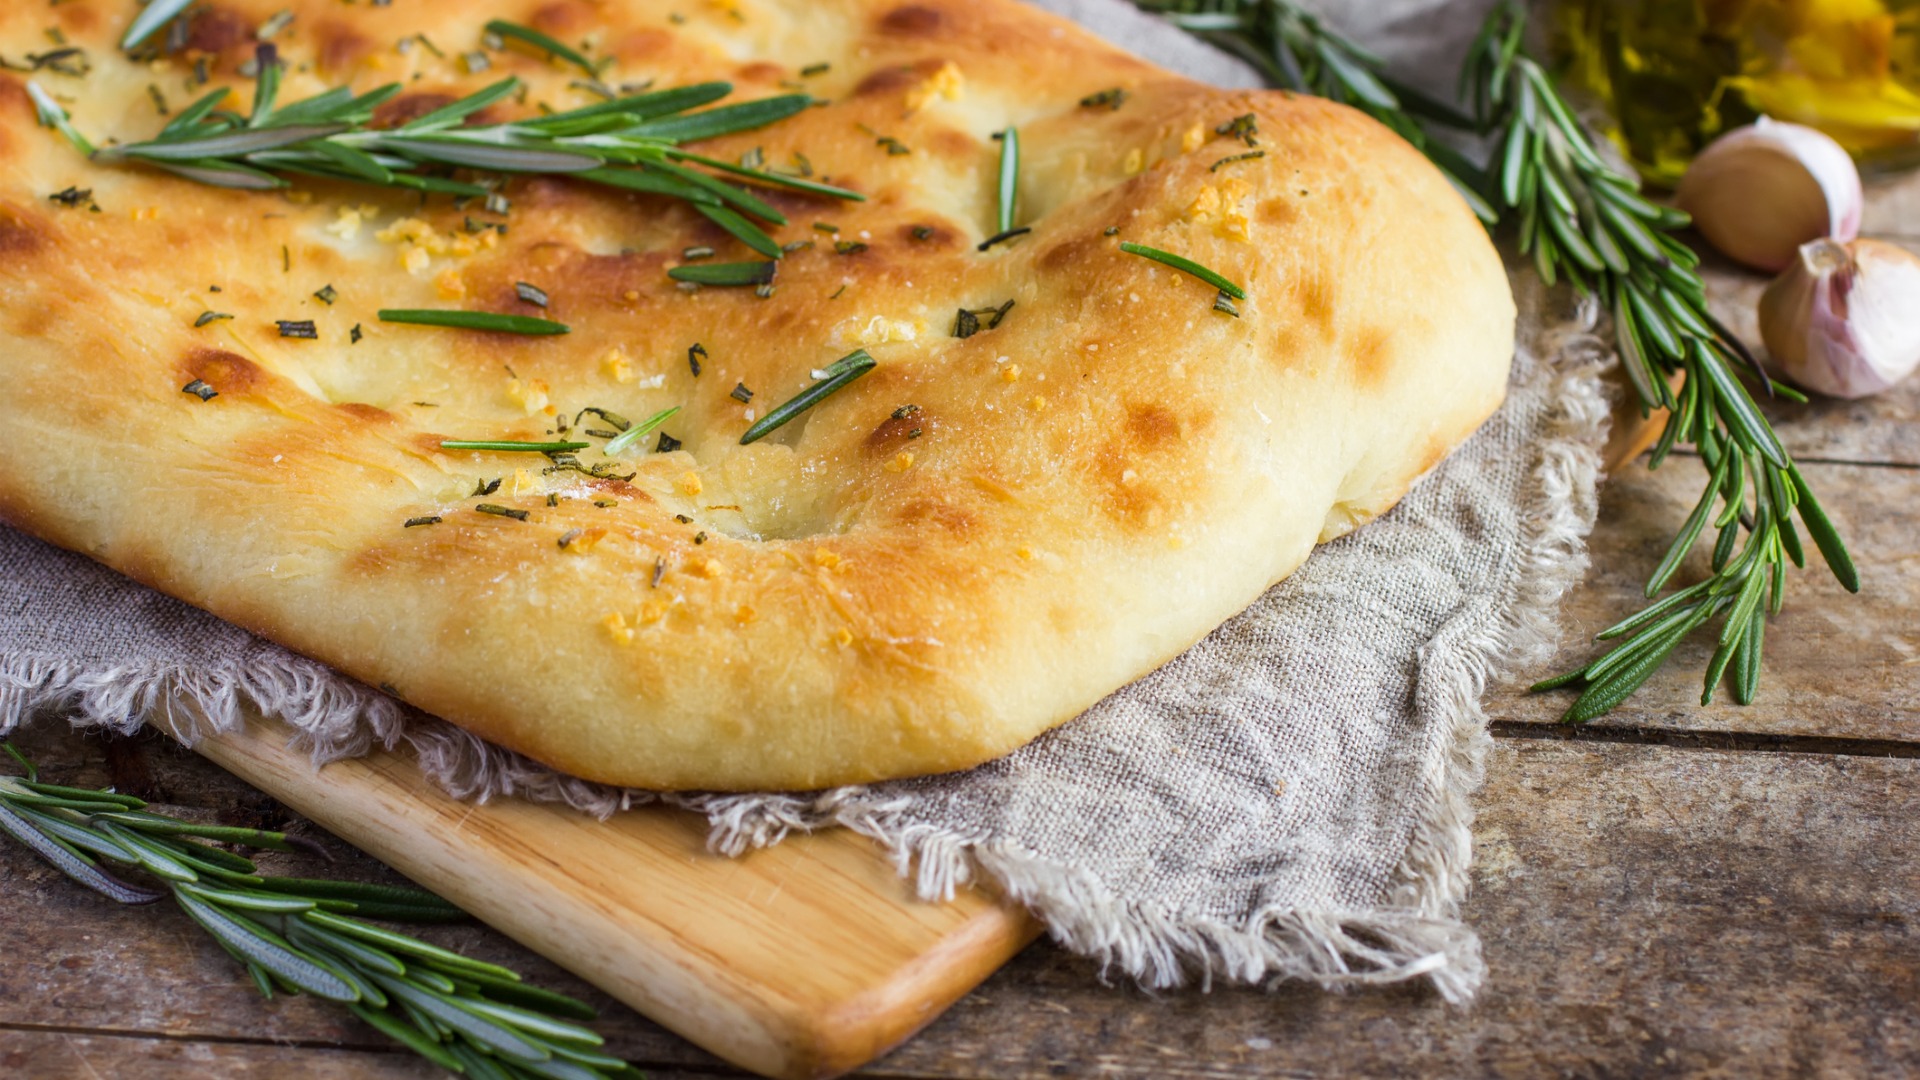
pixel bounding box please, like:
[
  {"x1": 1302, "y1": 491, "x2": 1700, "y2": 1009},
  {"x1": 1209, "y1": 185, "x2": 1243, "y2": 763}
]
[{"x1": 0, "y1": 0, "x2": 1513, "y2": 789}]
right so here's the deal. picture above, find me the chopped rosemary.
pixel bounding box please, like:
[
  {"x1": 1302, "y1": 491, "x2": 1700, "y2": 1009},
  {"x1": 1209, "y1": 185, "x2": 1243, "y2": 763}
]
[
  {"x1": 688, "y1": 342, "x2": 706, "y2": 375},
  {"x1": 655, "y1": 431, "x2": 683, "y2": 453},
  {"x1": 911, "y1": 225, "x2": 934, "y2": 241},
  {"x1": 475, "y1": 478, "x2": 502, "y2": 496},
  {"x1": 977, "y1": 226, "x2": 1030, "y2": 252},
  {"x1": 681, "y1": 245, "x2": 716, "y2": 260},
  {"x1": 1119, "y1": 241, "x2": 1246, "y2": 300},
  {"x1": 603, "y1": 406, "x2": 681, "y2": 455},
  {"x1": 652, "y1": 558, "x2": 666, "y2": 586},
  {"x1": 350, "y1": 324, "x2": 363, "y2": 343},
  {"x1": 1216, "y1": 113, "x2": 1259, "y2": 146},
  {"x1": 730, "y1": 382, "x2": 754, "y2": 403},
  {"x1": 379, "y1": 309, "x2": 570, "y2": 335},
  {"x1": 1080, "y1": 87, "x2": 1129, "y2": 110},
  {"x1": 814, "y1": 222, "x2": 840, "y2": 233},
  {"x1": 513, "y1": 282, "x2": 549, "y2": 307},
  {"x1": 276, "y1": 319, "x2": 318, "y2": 339},
  {"x1": 953, "y1": 301, "x2": 1013, "y2": 339},
  {"x1": 47, "y1": 186, "x2": 92, "y2": 208},
  {"x1": 876, "y1": 135, "x2": 910, "y2": 155},
  {"x1": 1213, "y1": 291, "x2": 1241, "y2": 317},
  {"x1": 834, "y1": 240, "x2": 867, "y2": 255},
  {"x1": 313, "y1": 284, "x2": 338, "y2": 305},
  {"x1": 800, "y1": 62, "x2": 831, "y2": 77},
  {"x1": 668, "y1": 261, "x2": 776, "y2": 286},
  {"x1": 474, "y1": 504, "x2": 529, "y2": 521},
  {"x1": 181, "y1": 379, "x2": 218, "y2": 401},
  {"x1": 194, "y1": 311, "x2": 231, "y2": 328},
  {"x1": 1209, "y1": 149, "x2": 1265, "y2": 172},
  {"x1": 557, "y1": 528, "x2": 584, "y2": 548},
  {"x1": 440, "y1": 439, "x2": 590, "y2": 453},
  {"x1": 996, "y1": 126, "x2": 1020, "y2": 234},
  {"x1": 484, "y1": 19, "x2": 597, "y2": 77},
  {"x1": 575, "y1": 406, "x2": 631, "y2": 431},
  {"x1": 739, "y1": 350, "x2": 875, "y2": 444},
  {"x1": 404, "y1": 515, "x2": 441, "y2": 528}
]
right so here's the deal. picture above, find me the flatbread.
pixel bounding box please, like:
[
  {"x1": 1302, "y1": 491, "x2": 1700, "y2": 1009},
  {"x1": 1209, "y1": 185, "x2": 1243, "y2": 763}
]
[{"x1": 0, "y1": 0, "x2": 1513, "y2": 790}]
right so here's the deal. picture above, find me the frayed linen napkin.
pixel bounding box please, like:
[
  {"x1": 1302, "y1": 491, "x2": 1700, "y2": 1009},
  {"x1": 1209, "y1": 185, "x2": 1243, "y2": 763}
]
[{"x1": 0, "y1": 0, "x2": 1604, "y2": 1002}]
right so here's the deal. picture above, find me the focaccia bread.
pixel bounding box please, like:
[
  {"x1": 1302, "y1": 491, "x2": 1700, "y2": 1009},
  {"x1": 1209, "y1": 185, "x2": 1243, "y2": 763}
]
[{"x1": 0, "y1": 0, "x2": 1513, "y2": 790}]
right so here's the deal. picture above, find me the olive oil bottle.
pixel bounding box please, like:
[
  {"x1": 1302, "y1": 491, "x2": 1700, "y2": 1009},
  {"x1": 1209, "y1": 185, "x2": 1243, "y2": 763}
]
[{"x1": 1556, "y1": 0, "x2": 1920, "y2": 184}]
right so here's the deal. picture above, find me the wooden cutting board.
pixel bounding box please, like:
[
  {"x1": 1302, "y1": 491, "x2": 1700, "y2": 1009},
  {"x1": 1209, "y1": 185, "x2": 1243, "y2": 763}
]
[
  {"x1": 183, "y1": 709, "x2": 1041, "y2": 1080},
  {"x1": 174, "y1": 380, "x2": 1669, "y2": 1080}
]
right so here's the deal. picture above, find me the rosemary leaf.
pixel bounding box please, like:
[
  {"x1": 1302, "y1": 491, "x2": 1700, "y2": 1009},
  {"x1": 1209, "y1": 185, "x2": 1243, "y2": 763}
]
[
  {"x1": 740, "y1": 350, "x2": 875, "y2": 444},
  {"x1": 1118, "y1": 241, "x2": 1246, "y2": 299},
  {"x1": 379, "y1": 309, "x2": 570, "y2": 335}
]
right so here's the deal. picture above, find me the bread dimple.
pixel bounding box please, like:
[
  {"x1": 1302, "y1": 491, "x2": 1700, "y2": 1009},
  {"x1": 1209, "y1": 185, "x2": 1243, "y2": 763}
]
[{"x1": 0, "y1": 0, "x2": 1514, "y2": 789}]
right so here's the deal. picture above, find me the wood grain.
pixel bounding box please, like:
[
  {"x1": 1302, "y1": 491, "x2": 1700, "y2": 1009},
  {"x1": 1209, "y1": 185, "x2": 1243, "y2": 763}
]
[
  {"x1": 152, "y1": 712, "x2": 1039, "y2": 1080},
  {"x1": 5, "y1": 732, "x2": 1915, "y2": 1077},
  {"x1": 1491, "y1": 458, "x2": 1919, "y2": 741}
]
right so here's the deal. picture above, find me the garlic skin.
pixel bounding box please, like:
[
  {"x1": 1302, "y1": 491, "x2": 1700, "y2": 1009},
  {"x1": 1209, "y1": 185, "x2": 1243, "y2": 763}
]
[
  {"x1": 1676, "y1": 118, "x2": 1862, "y2": 273},
  {"x1": 1759, "y1": 238, "x2": 1920, "y2": 399}
]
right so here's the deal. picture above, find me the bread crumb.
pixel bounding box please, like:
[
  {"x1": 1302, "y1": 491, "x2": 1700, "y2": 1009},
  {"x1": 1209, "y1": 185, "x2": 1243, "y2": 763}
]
[
  {"x1": 506, "y1": 377, "x2": 549, "y2": 414},
  {"x1": 1181, "y1": 122, "x2": 1207, "y2": 152},
  {"x1": 511, "y1": 468, "x2": 537, "y2": 496},
  {"x1": 735, "y1": 604, "x2": 757, "y2": 624},
  {"x1": 1029, "y1": 395, "x2": 1048, "y2": 411},
  {"x1": 696, "y1": 556, "x2": 726, "y2": 578},
  {"x1": 602, "y1": 611, "x2": 634, "y2": 645},
  {"x1": 623, "y1": 290, "x2": 640, "y2": 302},
  {"x1": 679, "y1": 471, "x2": 704, "y2": 497},
  {"x1": 435, "y1": 268, "x2": 466, "y2": 299},
  {"x1": 885, "y1": 451, "x2": 915, "y2": 472},
  {"x1": 905, "y1": 60, "x2": 964, "y2": 112},
  {"x1": 1016, "y1": 546, "x2": 1034, "y2": 560},
  {"x1": 602, "y1": 348, "x2": 635, "y2": 383},
  {"x1": 562, "y1": 527, "x2": 606, "y2": 554},
  {"x1": 401, "y1": 246, "x2": 431, "y2": 275},
  {"x1": 1123, "y1": 147, "x2": 1144, "y2": 175},
  {"x1": 639, "y1": 599, "x2": 669, "y2": 625},
  {"x1": 1000, "y1": 364, "x2": 1021, "y2": 383},
  {"x1": 813, "y1": 549, "x2": 840, "y2": 568},
  {"x1": 832, "y1": 627, "x2": 854, "y2": 647}
]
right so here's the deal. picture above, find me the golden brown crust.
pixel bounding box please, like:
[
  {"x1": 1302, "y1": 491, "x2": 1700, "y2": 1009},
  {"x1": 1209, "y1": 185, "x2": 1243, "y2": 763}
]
[{"x1": 0, "y1": 0, "x2": 1513, "y2": 789}]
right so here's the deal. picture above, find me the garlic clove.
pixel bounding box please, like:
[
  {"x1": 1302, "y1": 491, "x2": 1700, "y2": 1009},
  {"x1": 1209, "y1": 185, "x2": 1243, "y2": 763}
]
[
  {"x1": 1759, "y1": 237, "x2": 1920, "y2": 399},
  {"x1": 1675, "y1": 117, "x2": 1862, "y2": 273}
]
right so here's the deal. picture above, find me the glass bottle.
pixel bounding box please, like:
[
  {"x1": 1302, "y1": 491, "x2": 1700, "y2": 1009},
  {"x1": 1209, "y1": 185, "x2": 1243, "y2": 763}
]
[{"x1": 1556, "y1": 0, "x2": 1920, "y2": 184}]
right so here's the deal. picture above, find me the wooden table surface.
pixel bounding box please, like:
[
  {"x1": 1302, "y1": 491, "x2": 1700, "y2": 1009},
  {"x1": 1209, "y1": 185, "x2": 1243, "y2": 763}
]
[{"x1": 5, "y1": 179, "x2": 1917, "y2": 1078}]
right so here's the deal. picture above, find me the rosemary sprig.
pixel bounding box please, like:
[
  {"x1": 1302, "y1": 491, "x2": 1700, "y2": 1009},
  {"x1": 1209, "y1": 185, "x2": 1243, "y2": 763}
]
[
  {"x1": 29, "y1": 48, "x2": 862, "y2": 258},
  {"x1": 380, "y1": 309, "x2": 571, "y2": 335},
  {"x1": 1133, "y1": 0, "x2": 1860, "y2": 719},
  {"x1": 0, "y1": 744, "x2": 641, "y2": 1079},
  {"x1": 1460, "y1": 4, "x2": 1856, "y2": 717},
  {"x1": 740, "y1": 350, "x2": 875, "y2": 444}
]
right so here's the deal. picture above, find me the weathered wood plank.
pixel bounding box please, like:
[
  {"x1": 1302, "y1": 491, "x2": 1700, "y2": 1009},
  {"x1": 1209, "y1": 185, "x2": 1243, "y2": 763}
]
[
  {"x1": 4, "y1": 729, "x2": 1915, "y2": 1078},
  {"x1": 0, "y1": 1028, "x2": 748, "y2": 1080},
  {"x1": 1491, "y1": 458, "x2": 1920, "y2": 742}
]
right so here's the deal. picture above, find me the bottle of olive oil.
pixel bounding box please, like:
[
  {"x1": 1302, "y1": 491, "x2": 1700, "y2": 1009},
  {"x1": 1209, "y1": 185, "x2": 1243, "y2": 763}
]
[{"x1": 1556, "y1": 0, "x2": 1920, "y2": 184}]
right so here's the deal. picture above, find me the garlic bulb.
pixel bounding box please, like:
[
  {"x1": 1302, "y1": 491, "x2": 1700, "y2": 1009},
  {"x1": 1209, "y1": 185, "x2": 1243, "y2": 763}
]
[
  {"x1": 1759, "y1": 238, "x2": 1920, "y2": 399},
  {"x1": 1675, "y1": 118, "x2": 1862, "y2": 273}
]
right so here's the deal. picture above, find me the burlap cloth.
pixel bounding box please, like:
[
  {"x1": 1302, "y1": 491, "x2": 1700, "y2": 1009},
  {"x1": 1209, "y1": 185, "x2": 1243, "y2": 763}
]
[{"x1": 0, "y1": 0, "x2": 1607, "y2": 1003}]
